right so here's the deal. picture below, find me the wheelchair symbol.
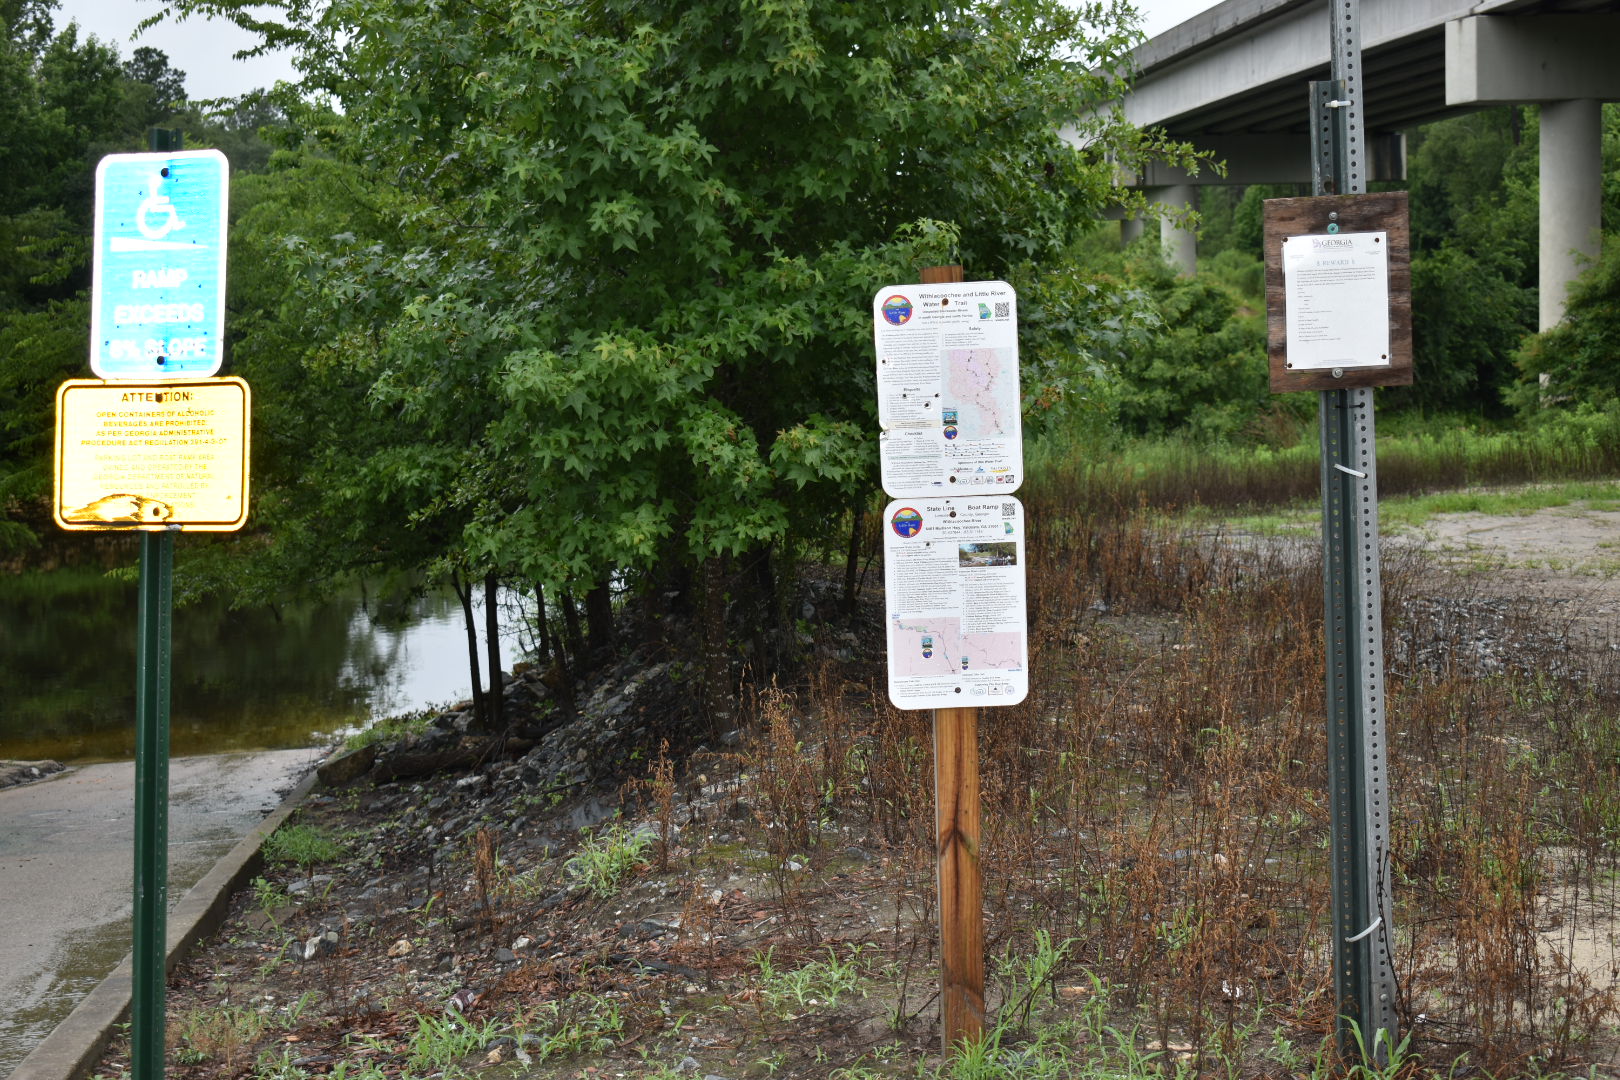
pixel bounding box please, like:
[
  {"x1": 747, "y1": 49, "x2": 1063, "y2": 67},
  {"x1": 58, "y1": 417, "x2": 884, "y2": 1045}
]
[{"x1": 136, "y1": 172, "x2": 185, "y2": 241}]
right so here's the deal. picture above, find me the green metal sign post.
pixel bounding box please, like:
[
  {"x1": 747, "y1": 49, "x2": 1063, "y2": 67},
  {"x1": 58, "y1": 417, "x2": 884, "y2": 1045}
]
[
  {"x1": 131, "y1": 527, "x2": 173, "y2": 1080},
  {"x1": 129, "y1": 124, "x2": 183, "y2": 1080},
  {"x1": 1307, "y1": 4, "x2": 1401, "y2": 1059}
]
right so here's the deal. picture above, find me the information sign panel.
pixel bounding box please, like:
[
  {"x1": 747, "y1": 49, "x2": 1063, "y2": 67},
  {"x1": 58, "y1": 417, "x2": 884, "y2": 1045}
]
[
  {"x1": 883, "y1": 496, "x2": 1028, "y2": 710},
  {"x1": 873, "y1": 281, "x2": 1021, "y2": 498},
  {"x1": 54, "y1": 377, "x2": 250, "y2": 532},
  {"x1": 1282, "y1": 232, "x2": 1390, "y2": 370},
  {"x1": 1263, "y1": 191, "x2": 1412, "y2": 392},
  {"x1": 91, "y1": 149, "x2": 229, "y2": 380}
]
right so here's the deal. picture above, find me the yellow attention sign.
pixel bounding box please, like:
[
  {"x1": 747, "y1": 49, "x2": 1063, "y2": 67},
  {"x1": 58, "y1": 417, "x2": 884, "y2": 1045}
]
[{"x1": 54, "y1": 377, "x2": 250, "y2": 532}]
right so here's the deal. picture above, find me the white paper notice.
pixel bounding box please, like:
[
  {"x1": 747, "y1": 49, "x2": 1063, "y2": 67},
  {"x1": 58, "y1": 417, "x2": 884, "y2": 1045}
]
[
  {"x1": 873, "y1": 282, "x2": 1022, "y2": 498},
  {"x1": 1282, "y1": 231, "x2": 1391, "y2": 370},
  {"x1": 883, "y1": 497, "x2": 1029, "y2": 710}
]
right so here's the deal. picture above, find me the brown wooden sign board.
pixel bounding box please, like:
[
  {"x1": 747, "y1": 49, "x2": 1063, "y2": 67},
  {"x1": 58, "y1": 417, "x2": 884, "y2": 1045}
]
[{"x1": 1264, "y1": 191, "x2": 1412, "y2": 393}]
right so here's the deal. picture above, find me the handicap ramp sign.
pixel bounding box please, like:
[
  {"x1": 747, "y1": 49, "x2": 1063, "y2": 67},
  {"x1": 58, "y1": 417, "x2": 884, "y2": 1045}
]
[{"x1": 91, "y1": 149, "x2": 228, "y2": 380}]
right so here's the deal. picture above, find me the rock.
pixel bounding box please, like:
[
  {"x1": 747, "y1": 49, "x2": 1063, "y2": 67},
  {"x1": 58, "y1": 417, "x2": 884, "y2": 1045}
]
[
  {"x1": 0, "y1": 759, "x2": 66, "y2": 790},
  {"x1": 287, "y1": 874, "x2": 334, "y2": 896},
  {"x1": 494, "y1": 948, "x2": 516, "y2": 963},
  {"x1": 303, "y1": 931, "x2": 338, "y2": 961},
  {"x1": 677, "y1": 1056, "x2": 701, "y2": 1073},
  {"x1": 568, "y1": 797, "x2": 617, "y2": 831},
  {"x1": 511, "y1": 935, "x2": 534, "y2": 952},
  {"x1": 632, "y1": 821, "x2": 677, "y2": 844},
  {"x1": 316, "y1": 745, "x2": 376, "y2": 788},
  {"x1": 387, "y1": 938, "x2": 414, "y2": 958}
]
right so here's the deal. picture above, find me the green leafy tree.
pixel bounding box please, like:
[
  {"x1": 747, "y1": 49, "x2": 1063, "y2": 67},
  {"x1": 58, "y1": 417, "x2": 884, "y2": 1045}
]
[
  {"x1": 168, "y1": 0, "x2": 1198, "y2": 713},
  {"x1": 1107, "y1": 250, "x2": 1267, "y2": 440},
  {"x1": 1509, "y1": 235, "x2": 1620, "y2": 412},
  {"x1": 0, "y1": 0, "x2": 283, "y2": 557},
  {"x1": 1400, "y1": 107, "x2": 1540, "y2": 414}
]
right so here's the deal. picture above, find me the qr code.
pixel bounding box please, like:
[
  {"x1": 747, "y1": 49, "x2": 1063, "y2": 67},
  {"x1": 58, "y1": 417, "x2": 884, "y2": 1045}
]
[
  {"x1": 1001, "y1": 502, "x2": 1015, "y2": 517},
  {"x1": 994, "y1": 301, "x2": 1010, "y2": 318}
]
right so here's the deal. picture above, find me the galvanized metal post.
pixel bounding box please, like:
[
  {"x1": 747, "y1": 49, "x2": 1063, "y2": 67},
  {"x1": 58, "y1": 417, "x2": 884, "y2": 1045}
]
[
  {"x1": 130, "y1": 125, "x2": 182, "y2": 1080},
  {"x1": 1311, "y1": 0, "x2": 1400, "y2": 1059}
]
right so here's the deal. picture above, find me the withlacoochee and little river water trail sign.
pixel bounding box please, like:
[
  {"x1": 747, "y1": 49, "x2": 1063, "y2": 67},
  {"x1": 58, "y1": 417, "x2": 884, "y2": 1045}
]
[{"x1": 90, "y1": 149, "x2": 228, "y2": 380}]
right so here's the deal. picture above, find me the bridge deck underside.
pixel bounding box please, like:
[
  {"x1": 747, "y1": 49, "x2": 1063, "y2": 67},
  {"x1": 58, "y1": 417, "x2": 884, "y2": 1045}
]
[{"x1": 1139, "y1": 0, "x2": 1614, "y2": 141}]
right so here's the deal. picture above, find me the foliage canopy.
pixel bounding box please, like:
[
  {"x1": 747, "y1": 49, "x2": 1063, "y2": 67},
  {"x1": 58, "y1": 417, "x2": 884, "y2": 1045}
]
[{"x1": 180, "y1": 0, "x2": 1198, "y2": 638}]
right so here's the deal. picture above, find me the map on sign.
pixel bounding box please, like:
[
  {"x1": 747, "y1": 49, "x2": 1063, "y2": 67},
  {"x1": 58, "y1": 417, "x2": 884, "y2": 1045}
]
[
  {"x1": 873, "y1": 281, "x2": 1021, "y2": 498},
  {"x1": 944, "y1": 348, "x2": 1017, "y2": 441},
  {"x1": 54, "y1": 377, "x2": 250, "y2": 532},
  {"x1": 890, "y1": 617, "x2": 1024, "y2": 678},
  {"x1": 883, "y1": 497, "x2": 1028, "y2": 710},
  {"x1": 91, "y1": 149, "x2": 229, "y2": 380}
]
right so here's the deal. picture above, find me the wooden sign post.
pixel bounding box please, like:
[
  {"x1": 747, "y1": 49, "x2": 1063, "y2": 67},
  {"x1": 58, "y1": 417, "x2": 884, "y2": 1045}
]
[
  {"x1": 919, "y1": 263, "x2": 985, "y2": 1052},
  {"x1": 875, "y1": 262, "x2": 1031, "y2": 1054}
]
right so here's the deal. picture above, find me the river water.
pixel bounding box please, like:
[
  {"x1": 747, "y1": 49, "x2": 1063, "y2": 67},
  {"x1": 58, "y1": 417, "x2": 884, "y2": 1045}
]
[{"x1": 0, "y1": 568, "x2": 532, "y2": 763}]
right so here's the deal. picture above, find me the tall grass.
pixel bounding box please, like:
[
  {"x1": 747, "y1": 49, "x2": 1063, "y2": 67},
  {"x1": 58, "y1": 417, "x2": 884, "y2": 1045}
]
[
  {"x1": 736, "y1": 413, "x2": 1620, "y2": 1075},
  {"x1": 1026, "y1": 405, "x2": 1620, "y2": 515}
]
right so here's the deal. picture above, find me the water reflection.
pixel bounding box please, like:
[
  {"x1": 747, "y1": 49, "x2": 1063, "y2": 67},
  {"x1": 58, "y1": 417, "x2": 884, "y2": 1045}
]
[{"x1": 0, "y1": 569, "x2": 529, "y2": 763}]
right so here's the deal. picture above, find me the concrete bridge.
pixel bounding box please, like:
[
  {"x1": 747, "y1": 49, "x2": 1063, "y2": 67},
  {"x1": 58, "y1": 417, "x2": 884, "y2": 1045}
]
[{"x1": 1114, "y1": 0, "x2": 1619, "y2": 329}]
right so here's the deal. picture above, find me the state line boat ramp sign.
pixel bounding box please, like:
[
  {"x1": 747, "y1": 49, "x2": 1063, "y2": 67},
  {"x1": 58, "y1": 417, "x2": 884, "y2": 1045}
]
[
  {"x1": 91, "y1": 149, "x2": 228, "y2": 380},
  {"x1": 54, "y1": 378, "x2": 250, "y2": 532},
  {"x1": 883, "y1": 498, "x2": 1029, "y2": 710},
  {"x1": 874, "y1": 279, "x2": 1028, "y2": 710},
  {"x1": 873, "y1": 280, "x2": 1023, "y2": 495}
]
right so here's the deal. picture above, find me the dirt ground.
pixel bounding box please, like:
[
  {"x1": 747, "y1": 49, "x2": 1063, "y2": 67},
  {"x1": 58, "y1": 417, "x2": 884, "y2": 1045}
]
[
  {"x1": 87, "y1": 501, "x2": 1620, "y2": 1080},
  {"x1": 1417, "y1": 502, "x2": 1620, "y2": 592}
]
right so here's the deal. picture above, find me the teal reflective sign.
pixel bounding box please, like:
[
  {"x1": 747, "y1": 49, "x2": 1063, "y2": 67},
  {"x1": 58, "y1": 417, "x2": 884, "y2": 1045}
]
[{"x1": 91, "y1": 149, "x2": 228, "y2": 380}]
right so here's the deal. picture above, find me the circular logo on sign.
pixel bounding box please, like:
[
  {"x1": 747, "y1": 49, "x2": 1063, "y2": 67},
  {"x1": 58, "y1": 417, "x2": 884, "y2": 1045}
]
[
  {"x1": 881, "y1": 295, "x2": 913, "y2": 325},
  {"x1": 942, "y1": 425, "x2": 958, "y2": 440},
  {"x1": 890, "y1": 507, "x2": 923, "y2": 537}
]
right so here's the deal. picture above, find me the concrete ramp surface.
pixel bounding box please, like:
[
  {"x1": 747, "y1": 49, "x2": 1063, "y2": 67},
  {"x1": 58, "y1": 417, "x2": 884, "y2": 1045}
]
[{"x1": 0, "y1": 749, "x2": 321, "y2": 1075}]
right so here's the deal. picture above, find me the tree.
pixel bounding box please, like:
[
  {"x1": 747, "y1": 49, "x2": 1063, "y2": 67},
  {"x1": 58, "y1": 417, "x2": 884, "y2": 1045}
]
[
  {"x1": 1509, "y1": 234, "x2": 1620, "y2": 412},
  {"x1": 169, "y1": 0, "x2": 1197, "y2": 715},
  {"x1": 0, "y1": 0, "x2": 284, "y2": 555}
]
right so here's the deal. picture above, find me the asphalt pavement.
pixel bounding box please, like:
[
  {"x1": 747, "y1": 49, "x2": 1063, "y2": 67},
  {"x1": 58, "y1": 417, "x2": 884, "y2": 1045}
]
[{"x1": 0, "y1": 749, "x2": 323, "y2": 1076}]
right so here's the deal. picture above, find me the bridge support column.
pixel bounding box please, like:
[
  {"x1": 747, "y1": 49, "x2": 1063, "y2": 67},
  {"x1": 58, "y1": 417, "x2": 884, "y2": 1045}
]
[
  {"x1": 1539, "y1": 99, "x2": 1602, "y2": 331},
  {"x1": 1120, "y1": 216, "x2": 1145, "y2": 246},
  {"x1": 1151, "y1": 184, "x2": 1197, "y2": 276}
]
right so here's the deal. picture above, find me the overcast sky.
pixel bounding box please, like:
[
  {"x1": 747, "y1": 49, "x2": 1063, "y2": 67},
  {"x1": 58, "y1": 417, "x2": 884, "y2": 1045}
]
[{"x1": 55, "y1": 0, "x2": 1226, "y2": 102}]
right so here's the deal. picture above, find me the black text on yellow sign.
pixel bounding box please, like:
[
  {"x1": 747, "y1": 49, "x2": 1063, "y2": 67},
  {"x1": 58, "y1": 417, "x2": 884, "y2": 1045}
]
[{"x1": 54, "y1": 377, "x2": 250, "y2": 532}]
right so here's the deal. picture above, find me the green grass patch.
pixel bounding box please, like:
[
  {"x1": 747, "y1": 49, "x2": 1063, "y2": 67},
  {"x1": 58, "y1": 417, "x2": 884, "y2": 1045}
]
[
  {"x1": 343, "y1": 709, "x2": 434, "y2": 751},
  {"x1": 1376, "y1": 480, "x2": 1620, "y2": 530},
  {"x1": 1200, "y1": 480, "x2": 1620, "y2": 538},
  {"x1": 262, "y1": 822, "x2": 345, "y2": 872},
  {"x1": 564, "y1": 820, "x2": 651, "y2": 898},
  {"x1": 1028, "y1": 406, "x2": 1620, "y2": 518}
]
